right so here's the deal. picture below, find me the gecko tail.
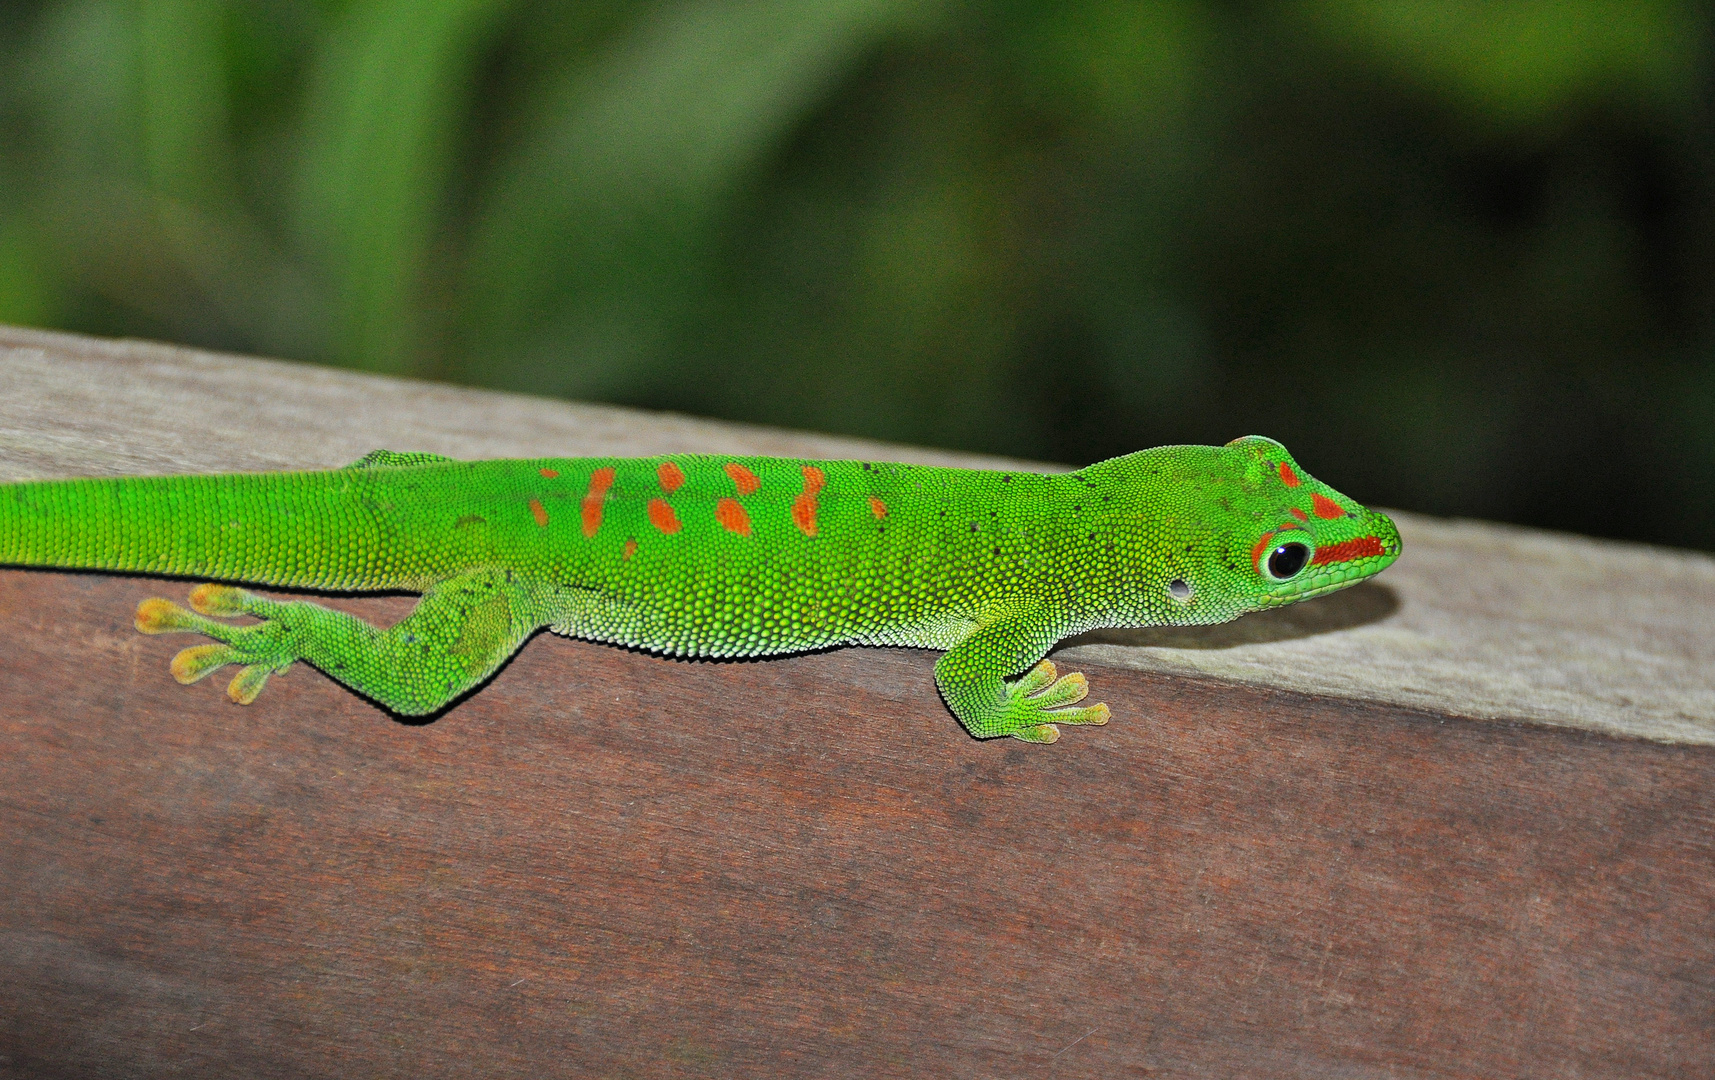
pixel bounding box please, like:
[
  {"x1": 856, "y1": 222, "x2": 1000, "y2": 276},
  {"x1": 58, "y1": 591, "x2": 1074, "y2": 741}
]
[{"x1": 0, "y1": 471, "x2": 416, "y2": 589}]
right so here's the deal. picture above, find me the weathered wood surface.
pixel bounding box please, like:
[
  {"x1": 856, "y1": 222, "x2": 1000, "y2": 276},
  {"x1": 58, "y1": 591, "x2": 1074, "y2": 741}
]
[
  {"x1": 4, "y1": 324, "x2": 1712, "y2": 745},
  {"x1": 1, "y1": 326, "x2": 1711, "y2": 1079}
]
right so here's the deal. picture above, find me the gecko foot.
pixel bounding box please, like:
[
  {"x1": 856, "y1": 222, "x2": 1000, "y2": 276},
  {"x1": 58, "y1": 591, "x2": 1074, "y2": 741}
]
[
  {"x1": 135, "y1": 585, "x2": 297, "y2": 704},
  {"x1": 1003, "y1": 660, "x2": 1111, "y2": 743}
]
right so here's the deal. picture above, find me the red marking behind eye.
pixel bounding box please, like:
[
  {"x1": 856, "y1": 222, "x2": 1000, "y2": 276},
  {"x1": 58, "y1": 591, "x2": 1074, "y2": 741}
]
[
  {"x1": 725, "y1": 462, "x2": 760, "y2": 495},
  {"x1": 1250, "y1": 530, "x2": 1278, "y2": 573},
  {"x1": 582, "y1": 467, "x2": 615, "y2": 537},
  {"x1": 1279, "y1": 462, "x2": 1301, "y2": 488},
  {"x1": 792, "y1": 465, "x2": 825, "y2": 537},
  {"x1": 1289, "y1": 507, "x2": 1309, "y2": 522},
  {"x1": 647, "y1": 498, "x2": 681, "y2": 534},
  {"x1": 1312, "y1": 493, "x2": 1346, "y2": 519},
  {"x1": 716, "y1": 497, "x2": 751, "y2": 536},
  {"x1": 1251, "y1": 524, "x2": 1312, "y2": 573},
  {"x1": 657, "y1": 461, "x2": 685, "y2": 493},
  {"x1": 540, "y1": 467, "x2": 560, "y2": 479},
  {"x1": 528, "y1": 499, "x2": 549, "y2": 528},
  {"x1": 1311, "y1": 536, "x2": 1385, "y2": 566},
  {"x1": 622, "y1": 538, "x2": 637, "y2": 560},
  {"x1": 870, "y1": 496, "x2": 887, "y2": 519}
]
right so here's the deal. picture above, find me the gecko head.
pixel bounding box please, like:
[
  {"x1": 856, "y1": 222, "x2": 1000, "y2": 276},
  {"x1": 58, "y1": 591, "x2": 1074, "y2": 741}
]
[
  {"x1": 1216, "y1": 435, "x2": 1401, "y2": 610},
  {"x1": 1092, "y1": 437, "x2": 1401, "y2": 625}
]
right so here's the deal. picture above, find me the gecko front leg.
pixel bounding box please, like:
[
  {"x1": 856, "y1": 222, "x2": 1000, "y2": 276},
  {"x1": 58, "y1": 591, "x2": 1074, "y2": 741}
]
[{"x1": 933, "y1": 599, "x2": 1110, "y2": 743}]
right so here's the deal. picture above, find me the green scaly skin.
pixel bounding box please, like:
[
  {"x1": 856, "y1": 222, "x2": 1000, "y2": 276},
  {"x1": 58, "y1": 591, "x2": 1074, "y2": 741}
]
[{"x1": 0, "y1": 437, "x2": 1400, "y2": 743}]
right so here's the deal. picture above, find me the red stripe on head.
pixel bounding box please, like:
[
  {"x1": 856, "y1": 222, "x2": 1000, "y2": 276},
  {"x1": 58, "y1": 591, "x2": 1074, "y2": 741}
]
[
  {"x1": 1289, "y1": 507, "x2": 1308, "y2": 522},
  {"x1": 716, "y1": 497, "x2": 751, "y2": 537},
  {"x1": 1279, "y1": 462, "x2": 1301, "y2": 488},
  {"x1": 724, "y1": 462, "x2": 760, "y2": 495},
  {"x1": 870, "y1": 496, "x2": 887, "y2": 519},
  {"x1": 647, "y1": 498, "x2": 681, "y2": 534},
  {"x1": 657, "y1": 461, "x2": 685, "y2": 493},
  {"x1": 528, "y1": 498, "x2": 549, "y2": 528},
  {"x1": 1311, "y1": 536, "x2": 1385, "y2": 566},
  {"x1": 622, "y1": 537, "x2": 637, "y2": 560},
  {"x1": 540, "y1": 467, "x2": 560, "y2": 479},
  {"x1": 1311, "y1": 493, "x2": 1346, "y2": 519}
]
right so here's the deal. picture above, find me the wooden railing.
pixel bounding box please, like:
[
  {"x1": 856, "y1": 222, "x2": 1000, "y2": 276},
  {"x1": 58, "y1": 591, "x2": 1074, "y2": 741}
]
[{"x1": 2, "y1": 324, "x2": 1710, "y2": 1079}]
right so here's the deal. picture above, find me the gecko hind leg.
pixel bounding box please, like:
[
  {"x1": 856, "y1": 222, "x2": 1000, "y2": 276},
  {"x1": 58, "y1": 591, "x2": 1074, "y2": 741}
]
[{"x1": 135, "y1": 569, "x2": 546, "y2": 715}]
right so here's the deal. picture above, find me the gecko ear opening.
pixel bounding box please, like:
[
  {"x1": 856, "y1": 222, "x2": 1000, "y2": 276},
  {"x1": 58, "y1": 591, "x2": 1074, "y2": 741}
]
[{"x1": 1168, "y1": 578, "x2": 1193, "y2": 601}]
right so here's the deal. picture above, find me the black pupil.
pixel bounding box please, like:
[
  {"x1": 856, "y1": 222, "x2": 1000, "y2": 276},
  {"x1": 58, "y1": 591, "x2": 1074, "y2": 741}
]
[{"x1": 1268, "y1": 542, "x2": 1310, "y2": 579}]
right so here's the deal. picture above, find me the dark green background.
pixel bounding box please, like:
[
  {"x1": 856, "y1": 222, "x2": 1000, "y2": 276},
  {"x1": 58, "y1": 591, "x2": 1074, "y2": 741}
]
[{"x1": 2, "y1": 1, "x2": 1710, "y2": 549}]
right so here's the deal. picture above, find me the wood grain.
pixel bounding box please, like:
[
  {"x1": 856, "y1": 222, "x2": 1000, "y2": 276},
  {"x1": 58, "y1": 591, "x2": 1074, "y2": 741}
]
[
  {"x1": 4, "y1": 322, "x2": 1712, "y2": 744},
  {"x1": 1, "y1": 327, "x2": 1712, "y2": 1078}
]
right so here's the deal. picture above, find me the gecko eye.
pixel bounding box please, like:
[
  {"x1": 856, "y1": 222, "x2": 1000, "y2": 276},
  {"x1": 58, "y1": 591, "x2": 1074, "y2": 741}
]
[
  {"x1": 1168, "y1": 578, "x2": 1193, "y2": 601},
  {"x1": 1263, "y1": 542, "x2": 1311, "y2": 581}
]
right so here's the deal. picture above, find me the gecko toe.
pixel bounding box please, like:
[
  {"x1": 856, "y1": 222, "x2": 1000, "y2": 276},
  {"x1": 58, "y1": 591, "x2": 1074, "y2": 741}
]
[
  {"x1": 170, "y1": 644, "x2": 241, "y2": 685},
  {"x1": 1012, "y1": 659, "x2": 1060, "y2": 696},
  {"x1": 188, "y1": 583, "x2": 254, "y2": 617},
  {"x1": 1027, "y1": 670, "x2": 1089, "y2": 709},
  {"x1": 135, "y1": 598, "x2": 204, "y2": 635},
  {"x1": 227, "y1": 663, "x2": 279, "y2": 705},
  {"x1": 1052, "y1": 702, "x2": 1109, "y2": 726},
  {"x1": 1010, "y1": 723, "x2": 1060, "y2": 744}
]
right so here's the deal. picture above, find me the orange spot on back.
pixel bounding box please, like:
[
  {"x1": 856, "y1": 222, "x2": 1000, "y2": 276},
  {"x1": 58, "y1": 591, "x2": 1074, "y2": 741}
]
[
  {"x1": 792, "y1": 498, "x2": 817, "y2": 536},
  {"x1": 716, "y1": 497, "x2": 751, "y2": 537},
  {"x1": 1311, "y1": 536, "x2": 1385, "y2": 566},
  {"x1": 1289, "y1": 507, "x2": 1308, "y2": 522},
  {"x1": 582, "y1": 466, "x2": 615, "y2": 538},
  {"x1": 870, "y1": 496, "x2": 887, "y2": 519},
  {"x1": 1279, "y1": 462, "x2": 1301, "y2": 488},
  {"x1": 724, "y1": 462, "x2": 760, "y2": 495},
  {"x1": 647, "y1": 497, "x2": 681, "y2": 534},
  {"x1": 539, "y1": 467, "x2": 560, "y2": 479},
  {"x1": 1312, "y1": 493, "x2": 1346, "y2": 519},
  {"x1": 528, "y1": 498, "x2": 549, "y2": 528},
  {"x1": 623, "y1": 538, "x2": 637, "y2": 560},
  {"x1": 791, "y1": 465, "x2": 825, "y2": 537},
  {"x1": 657, "y1": 461, "x2": 685, "y2": 493}
]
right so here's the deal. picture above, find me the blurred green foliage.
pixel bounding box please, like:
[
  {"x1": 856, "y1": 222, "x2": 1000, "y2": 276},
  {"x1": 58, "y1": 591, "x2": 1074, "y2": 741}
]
[{"x1": 1, "y1": 0, "x2": 1710, "y2": 548}]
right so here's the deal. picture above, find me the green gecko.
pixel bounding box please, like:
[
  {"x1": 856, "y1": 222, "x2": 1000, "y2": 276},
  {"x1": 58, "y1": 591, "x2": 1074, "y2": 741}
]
[{"x1": 0, "y1": 437, "x2": 1398, "y2": 743}]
